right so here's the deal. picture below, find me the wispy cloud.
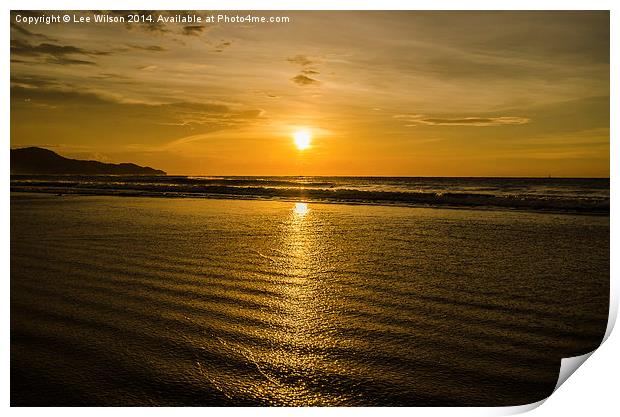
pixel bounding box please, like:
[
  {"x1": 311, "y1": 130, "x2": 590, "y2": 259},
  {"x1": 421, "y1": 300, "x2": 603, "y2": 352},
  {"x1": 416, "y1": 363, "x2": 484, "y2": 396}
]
[
  {"x1": 213, "y1": 40, "x2": 231, "y2": 52},
  {"x1": 395, "y1": 114, "x2": 531, "y2": 127},
  {"x1": 11, "y1": 85, "x2": 265, "y2": 131},
  {"x1": 288, "y1": 55, "x2": 321, "y2": 85},
  {"x1": 90, "y1": 73, "x2": 132, "y2": 82},
  {"x1": 142, "y1": 22, "x2": 169, "y2": 34},
  {"x1": 50, "y1": 56, "x2": 98, "y2": 66},
  {"x1": 182, "y1": 25, "x2": 205, "y2": 36},
  {"x1": 10, "y1": 39, "x2": 110, "y2": 65},
  {"x1": 10, "y1": 22, "x2": 56, "y2": 41},
  {"x1": 11, "y1": 74, "x2": 62, "y2": 89},
  {"x1": 137, "y1": 65, "x2": 158, "y2": 71},
  {"x1": 291, "y1": 74, "x2": 320, "y2": 86},
  {"x1": 287, "y1": 55, "x2": 314, "y2": 66},
  {"x1": 128, "y1": 44, "x2": 167, "y2": 52},
  {"x1": 301, "y1": 69, "x2": 319, "y2": 75}
]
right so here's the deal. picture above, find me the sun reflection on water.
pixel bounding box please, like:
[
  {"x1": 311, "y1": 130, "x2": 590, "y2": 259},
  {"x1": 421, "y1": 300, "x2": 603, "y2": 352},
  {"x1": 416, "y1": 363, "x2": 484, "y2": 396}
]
[
  {"x1": 208, "y1": 201, "x2": 344, "y2": 405},
  {"x1": 293, "y1": 202, "x2": 309, "y2": 216},
  {"x1": 238, "y1": 201, "x2": 346, "y2": 405}
]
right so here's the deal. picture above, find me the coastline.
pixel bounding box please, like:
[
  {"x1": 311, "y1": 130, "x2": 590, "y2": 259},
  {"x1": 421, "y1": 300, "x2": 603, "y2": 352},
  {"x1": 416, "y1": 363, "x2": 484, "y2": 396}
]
[{"x1": 9, "y1": 187, "x2": 610, "y2": 216}]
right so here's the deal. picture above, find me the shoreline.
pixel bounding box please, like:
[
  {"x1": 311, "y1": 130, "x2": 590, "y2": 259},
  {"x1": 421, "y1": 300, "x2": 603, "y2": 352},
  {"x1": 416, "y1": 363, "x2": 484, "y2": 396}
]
[{"x1": 10, "y1": 189, "x2": 610, "y2": 217}]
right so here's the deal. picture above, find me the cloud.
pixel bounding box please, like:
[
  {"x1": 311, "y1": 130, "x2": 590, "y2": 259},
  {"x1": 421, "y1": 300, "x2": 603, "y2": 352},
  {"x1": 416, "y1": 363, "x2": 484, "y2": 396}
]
[
  {"x1": 182, "y1": 25, "x2": 205, "y2": 36},
  {"x1": 49, "y1": 56, "x2": 97, "y2": 66},
  {"x1": 11, "y1": 39, "x2": 109, "y2": 65},
  {"x1": 213, "y1": 41, "x2": 231, "y2": 52},
  {"x1": 251, "y1": 90, "x2": 280, "y2": 99},
  {"x1": 288, "y1": 55, "x2": 321, "y2": 86},
  {"x1": 10, "y1": 22, "x2": 56, "y2": 41},
  {"x1": 90, "y1": 73, "x2": 132, "y2": 81},
  {"x1": 11, "y1": 85, "x2": 265, "y2": 132},
  {"x1": 128, "y1": 44, "x2": 167, "y2": 52},
  {"x1": 142, "y1": 22, "x2": 170, "y2": 34},
  {"x1": 137, "y1": 65, "x2": 158, "y2": 71},
  {"x1": 291, "y1": 74, "x2": 320, "y2": 86},
  {"x1": 301, "y1": 69, "x2": 319, "y2": 75},
  {"x1": 11, "y1": 75, "x2": 61, "y2": 89},
  {"x1": 287, "y1": 55, "x2": 314, "y2": 66},
  {"x1": 395, "y1": 114, "x2": 531, "y2": 126},
  {"x1": 11, "y1": 40, "x2": 109, "y2": 56}
]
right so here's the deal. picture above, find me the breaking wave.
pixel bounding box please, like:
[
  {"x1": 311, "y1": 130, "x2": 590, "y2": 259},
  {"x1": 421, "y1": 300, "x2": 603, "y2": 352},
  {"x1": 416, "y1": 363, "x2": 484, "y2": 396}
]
[{"x1": 10, "y1": 175, "x2": 609, "y2": 214}]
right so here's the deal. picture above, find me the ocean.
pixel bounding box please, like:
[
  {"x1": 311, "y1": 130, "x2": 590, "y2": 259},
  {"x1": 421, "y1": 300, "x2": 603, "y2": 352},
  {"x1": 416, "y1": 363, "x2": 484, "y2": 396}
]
[
  {"x1": 10, "y1": 176, "x2": 610, "y2": 213},
  {"x1": 10, "y1": 177, "x2": 610, "y2": 406}
]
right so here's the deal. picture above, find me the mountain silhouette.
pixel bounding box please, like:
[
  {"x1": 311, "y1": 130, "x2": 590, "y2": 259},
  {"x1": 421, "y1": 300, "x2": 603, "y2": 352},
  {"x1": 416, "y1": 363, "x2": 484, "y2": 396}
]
[{"x1": 11, "y1": 147, "x2": 166, "y2": 175}]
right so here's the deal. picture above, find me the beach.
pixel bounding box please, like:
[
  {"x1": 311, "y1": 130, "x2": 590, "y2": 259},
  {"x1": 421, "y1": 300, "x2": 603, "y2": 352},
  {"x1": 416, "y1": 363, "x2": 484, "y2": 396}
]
[{"x1": 10, "y1": 192, "x2": 609, "y2": 406}]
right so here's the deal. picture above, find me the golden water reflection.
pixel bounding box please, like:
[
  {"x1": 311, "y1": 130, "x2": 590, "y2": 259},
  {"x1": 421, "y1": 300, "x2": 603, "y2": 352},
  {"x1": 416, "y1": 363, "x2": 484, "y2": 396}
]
[
  {"x1": 249, "y1": 201, "x2": 347, "y2": 405},
  {"x1": 293, "y1": 202, "x2": 309, "y2": 216}
]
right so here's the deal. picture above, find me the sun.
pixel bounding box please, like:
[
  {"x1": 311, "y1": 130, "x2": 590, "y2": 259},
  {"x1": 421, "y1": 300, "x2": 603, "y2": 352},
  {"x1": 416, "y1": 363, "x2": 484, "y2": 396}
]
[{"x1": 293, "y1": 129, "x2": 312, "y2": 150}]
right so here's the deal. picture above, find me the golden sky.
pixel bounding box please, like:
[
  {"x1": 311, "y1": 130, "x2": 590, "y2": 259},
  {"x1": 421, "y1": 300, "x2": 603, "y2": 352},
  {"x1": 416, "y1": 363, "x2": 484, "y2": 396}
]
[{"x1": 10, "y1": 11, "x2": 609, "y2": 177}]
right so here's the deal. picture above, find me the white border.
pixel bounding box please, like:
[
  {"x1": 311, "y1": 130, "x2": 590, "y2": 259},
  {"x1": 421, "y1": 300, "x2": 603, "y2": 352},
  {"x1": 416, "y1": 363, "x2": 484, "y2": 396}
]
[
  {"x1": 3, "y1": 1, "x2": 617, "y2": 415},
  {"x1": 1, "y1": 0, "x2": 619, "y2": 10}
]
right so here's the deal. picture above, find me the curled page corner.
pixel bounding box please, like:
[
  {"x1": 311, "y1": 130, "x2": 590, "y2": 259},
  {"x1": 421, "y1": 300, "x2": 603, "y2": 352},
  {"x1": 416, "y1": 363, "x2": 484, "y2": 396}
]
[
  {"x1": 496, "y1": 398, "x2": 547, "y2": 416},
  {"x1": 554, "y1": 351, "x2": 595, "y2": 392},
  {"x1": 495, "y1": 296, "x2": 617, "y2": 416},
  {"x1": 488, "y1": 351, "x2": 598, "y2": 416},
  {"x1": 550, "y1": 292, "x2": 617, "y2": 395},
  {"x1": 603, "y1": 289, "x2": 618, "y2": 343}
]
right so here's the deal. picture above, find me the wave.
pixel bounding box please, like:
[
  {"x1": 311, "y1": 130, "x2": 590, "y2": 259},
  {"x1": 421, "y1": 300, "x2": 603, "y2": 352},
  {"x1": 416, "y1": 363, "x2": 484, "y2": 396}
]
[
  {"x1": 10, "y1": 174, "x2": 337, "y2": 188},
  {"x1": 10, "y1": 177, "x2": 609, "y2": 213}
]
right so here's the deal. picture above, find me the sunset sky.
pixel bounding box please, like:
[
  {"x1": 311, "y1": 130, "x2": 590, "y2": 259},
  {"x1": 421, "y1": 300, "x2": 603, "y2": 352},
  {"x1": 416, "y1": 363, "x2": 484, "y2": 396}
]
[{"x1": 10, "y1": 11, "x2": 609, "y2": 177}]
